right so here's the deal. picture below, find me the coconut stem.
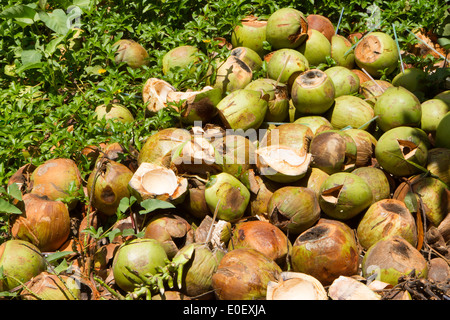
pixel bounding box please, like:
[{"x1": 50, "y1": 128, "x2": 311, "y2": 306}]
[
  {"x1": 275, "y1": 55, "x2": 290, "y2": 87},
  {"x1": 361, "y1": 68, "x2": 385, "y2": 92},
  {"x1": 205, "y1": 199, "x2": 221, "y2": 245},
  {"x1": 392, "y1": 24, "x2": 404, "y2": 74},
  {"x1": 335, "y1": 8, "x2": 344, "y2": 35}
]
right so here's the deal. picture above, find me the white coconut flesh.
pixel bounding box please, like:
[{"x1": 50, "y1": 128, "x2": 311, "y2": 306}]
[
  {"x1": 267, "y1": 272, "x2": 327, "y2": 300},
  {"x1": 174, "y1": 136, "x2": 216, "y2": 165},
  {"x1": 397, "y1": 139, "x2": 418, "y2": 160},
  {"x1": 167, "y1": 86, "x2": 215, "y2": 106},
  {"x1": 130, "y1": 163, "x2": 182, "y2": 197},
  {"x1": 257, "y1": 145, "x2": 311, "y2": 176},
  {"x1": 320, "y1": 184, "x2": 343, "y2": 205},
  {"x1": 141, "y1": 169, "x2": 178, "y2": 195},
  {"x1": 142, "y1": 78, "x2": 176, "y2": 112}
]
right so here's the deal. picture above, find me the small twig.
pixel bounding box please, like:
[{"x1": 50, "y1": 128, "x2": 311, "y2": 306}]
[
  {"x1": 361, "y1": 68, "x2": 385, "y2": 92},
  {"x1": 392, "y1": 24, "x2": 404, "y2": 73},
  {"x1": 335, "y1": 8, "x2": 345, "y2": 35}
]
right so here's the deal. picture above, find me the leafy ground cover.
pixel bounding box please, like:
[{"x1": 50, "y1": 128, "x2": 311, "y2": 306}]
[{"x1": 0, "y1": 0, "x2": 449, "y2": 301}]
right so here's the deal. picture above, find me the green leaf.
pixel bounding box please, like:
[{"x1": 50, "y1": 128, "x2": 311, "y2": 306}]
[
  {"x1": 139, "y1": 199, "x2": 175, "y2": 215},
  {"x1": 0, "y1": 199, "x2": 22, "y2": 214},
  {"x1": 107, "y1": 228, "x2": 122, "y2": 243},
  {"x1": 0, "y1": 4, "x2": 38, "y2": 25},
  {"x1": 7, "y1": 183, "x2": 22, "y2": 201},
  {"x1": 15, "y1": 62, "x2": 46, "y2": 73},
  {"x1": 45, "y1": 35, "x2": 66, "y2": 56},
  {"x1": 45, "y1": 251, "x2": 74, "y2": 263},
  {"x1": 437, "y1": 37, "x2": 450, "y2": 50},
  {"x1": 20, "y1": 49, "x2": 42, "y2": 65},
  {"x1": 39, "y1": 9, "x2": 70, "y2": 35}
]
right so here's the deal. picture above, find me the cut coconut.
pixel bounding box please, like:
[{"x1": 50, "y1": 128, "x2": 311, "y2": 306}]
[
  {"x1": 255, "y1": 145, "x2": 312, "y2": 183},
  {"x1": 129, "y1": 163, "x2": 188, "y2": 203},
  {"x1": 171, "y1": 132, "x2": 221, "y2": 175},
  {"x1": 142, "y1": 78, "x2": 176, "y2": 113},
  {"x1": 328, "y1": 276, "x2": 381, "y2": 300},
  {"x1": 167, "y1": 86, "x2": 222, "y2": 124},
  {"x1": 266, "y1": 272, "x2": 328, "y2": 300}
]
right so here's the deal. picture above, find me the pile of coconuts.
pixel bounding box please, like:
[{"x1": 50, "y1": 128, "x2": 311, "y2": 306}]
[{"x1": 2, "y1": 6, "x2": 450, "y2": 301}]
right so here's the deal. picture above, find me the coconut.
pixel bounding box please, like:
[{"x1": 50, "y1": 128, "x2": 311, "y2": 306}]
[
  {"x1": 113, "y1": 39, "x2": 149, "y2": 69},
  {"x1": 324, "y1": 66, "x2": 360, "y2": 98},
  {"x1": 328, "y1": 276, "x2": 381, "y2": 300},
  {"x1": 291, "y1": 219, "x2": 359, "y2": 285},
  {"x1": 306, "y1": 14, "x2": 335, "y2": 42},
  {"x1": 267, "y1": 186, "x2": 321, "y2": 235},
  {"x1": 393, "y1": 175, "x2": 449, "y2": 227},
  {"x1": 95, "y1": 103, "x2": 134, "y2": 124},
  {"x1": 391, "y1": 67, "x2": 427, "y2": 94},
  {"x1": 330, "y1": 35, "x2": 355, "y2": 69},
  {"x1": 427, "y1": 148, "x2": 450, "y2": 186},
  {"x1": 172, "y1": 243, "x2": 225, "y2": 298},
  {"x1": 21, "y1": 272, "x2": 80, "y2": 300},
  {"x1": 87, "y1": 159, "x2": 134, "y2": 216},
  {"x1": 128, "y1": 162, "x2": 188, "y2": 204},
  {"x1": 295, "y1": 167, "x2": 330, "y2": 198},
  {"x1": 267, "y1": 49, "x2": 309, "y2": 87},
  {"x1": 204, "y1": 172, "x2": 250, "y2": 222},
  {"x1": 266, "y1": 271, "x2": 328, "y2": 300},
  {"x1": 211, "y1": 134, "x2": 256, "y2": 179},
  {"x1": 255, "y1": 145, "x2": 312, "y2": 183},
  {"x1": 266, "y1": 7, "x2": 308, "y2": 50},
  {"x1": 259, "y1": 122, "x2": 314, "y2": 153},
  {"x1": 143, "y1": 214, "x2": 194, "y2": 259},
  {"x1": 230, "y1": 46, "x2": 263, "y2": 72},
  {"x1": 361, "y1": 236, "x2": 428, "y2": 286},
  {"x1": 352, "y1": 166, "x2": 391, "y2": 202},
  {"x1": 166, "y1": 86, "x2": 222, "y2": 124},
  {"x1": 211, "y1": 248, "x2": 282, "y2": 300},
  {"x1": 327, "y1": 95, "x2": 374, "y2": 130},
  {"x1": 30, "y1": 158, "x2": 83, "y2": 210},
  {"x1": 142, "y1": 78, "x2": 176, "y2": 114},
  {"x1": 359, "y1": 79, "x2": 393, "y2": 106},
  {"x1": 0, "y1": 240, "x2": 46, "y2": 292},
  {"x1": 319, "y1": 172, "x2": 373, "y2": 220},
  {"x1": 138, "y1": 127, "x2": 191, "y2": 167},
  {"x1": 420, "y1": 99, "x2": 449, "y2": 132},
  {"x1": 357, "y1": 199, "x2": 418, "y2": 250},
  {"x1": 212, "y1": 56, "x2": 253, "y2": 94},
  {"x1": 162, "y1": 45, "x2": 202, "y2": 75},
  {"x1": 435, "y1": 111, "x2": 450, "y2": 149},
  {"x1": 374, "y1": 86, "x2": 422, "y2": 132},
  {"x1": 170, "y1": 132, "x2": 221, "y2": 176},
  {"x1": 354, "y1": 32, "x2": 399, "y2": 77},
  {"x1": 11, "y1": 194, "x2": 71, "y2": 252},
  {"x1": 231, "y1": 16, "x2": 268, "y2": 57},
  {"x1": 291, "y1": 69, "x2": 335, "y2": 115},
  {"x1": 298, "y1": 29, "x2": 331, "y2": 66},
  {"x1": 309, "y1": 130, "x2": 358, "y2": 174},
  {"x1": 112, "y1": 238, "x2": 168, "y2": 292},
  {"x1": 293, "y1": 116, "x2": 333, "y2": 135},
  {"x1": 216, "y1": 89, "x2": 268, "y2": 130},
  {"x1": 374, "y1": 126, "x2": 428, "y2": 177},
  {"x1": 245, "y1": 78, "x2": 290, "y2": 122},
  {"x1": 342, "y1": 129, "x2": 377, "y2": 167},
  {"x1": 229, "y1": 220, "x2": 291, "y2": 267}
]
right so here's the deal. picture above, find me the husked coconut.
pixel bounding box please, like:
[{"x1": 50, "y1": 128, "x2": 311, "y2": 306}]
[
  {"x1": 142, "y1": 78, "x2": 176, "y2": 113},
  {"x1": 255, "y1": 145, "x2": 312, "y2": 183},
  {"x1": 129, "y1": 163, "x2": 188, "y2": 203},
  {"x1": 266, "y1": 272, "x2": 328, "y2": 300}
]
